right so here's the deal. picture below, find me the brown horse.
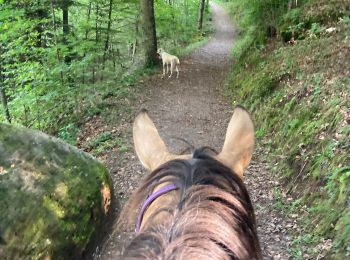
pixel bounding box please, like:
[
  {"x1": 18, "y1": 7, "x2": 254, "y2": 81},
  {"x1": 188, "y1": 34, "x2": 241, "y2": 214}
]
[{"x1": 118, "y1": 106, "x2": 261, "y2": 259}]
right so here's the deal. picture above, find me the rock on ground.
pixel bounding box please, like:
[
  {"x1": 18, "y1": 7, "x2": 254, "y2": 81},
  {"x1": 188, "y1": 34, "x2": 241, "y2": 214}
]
[{"x1": 0, "y1": 123, "x2": 112, "y2": 259}]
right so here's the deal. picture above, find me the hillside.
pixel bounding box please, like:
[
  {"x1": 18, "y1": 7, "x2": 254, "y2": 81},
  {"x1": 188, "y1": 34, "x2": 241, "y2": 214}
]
[{"x1": 226, "y1": 0, "x2": 350, "y2": 258}]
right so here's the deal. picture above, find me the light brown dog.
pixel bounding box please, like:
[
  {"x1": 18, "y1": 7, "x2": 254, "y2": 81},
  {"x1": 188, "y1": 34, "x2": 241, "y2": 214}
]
[{"x1": 157, "y1": 48, "x2": 180, "y2": 78}]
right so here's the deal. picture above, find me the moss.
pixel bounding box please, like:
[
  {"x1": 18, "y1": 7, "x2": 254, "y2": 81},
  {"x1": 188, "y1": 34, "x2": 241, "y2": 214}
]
[
  {"x1": 0, "y1": 123, "x2": 112, "y2": 259},
  {"x1": 227, "y1": 4, "x2": 350, "y2": 255}
]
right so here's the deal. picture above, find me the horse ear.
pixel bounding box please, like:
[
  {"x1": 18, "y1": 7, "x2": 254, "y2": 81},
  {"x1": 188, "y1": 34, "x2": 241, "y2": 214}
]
[
  {"x1": 133, "y1": 109, "x2": 170, "y2": 171},
  {"x1": 216, "y1": 106, "x2": 255, "y2": 178}
]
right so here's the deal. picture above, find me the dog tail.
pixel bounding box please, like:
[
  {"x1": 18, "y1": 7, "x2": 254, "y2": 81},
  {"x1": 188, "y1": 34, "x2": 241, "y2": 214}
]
[{"x1": 176, "y1": 57, "x2": 180, "y2": 64}]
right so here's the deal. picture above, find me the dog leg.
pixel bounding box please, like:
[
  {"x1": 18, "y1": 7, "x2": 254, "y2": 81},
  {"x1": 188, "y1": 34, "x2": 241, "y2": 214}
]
[
  {"x1": 169, "y1": 63, "x2": 173, "y2": 78},
  {"x1": 176, "y1": 65, "x2": 179, "y2": 78},
  {"x1": 162, "y1": 63, "x2": 166, "y2": 78}
]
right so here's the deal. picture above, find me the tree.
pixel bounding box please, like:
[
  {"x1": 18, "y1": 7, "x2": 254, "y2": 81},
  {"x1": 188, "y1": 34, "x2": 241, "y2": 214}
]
[
  {"x1": 0, "y1": 66, "x2": 11, "y2": 123},
  {"x1": 60, "y1": 0, "x2": 73, "y2": 64},
  {"x1": 140, "y1": 0, "x2": 158, "y2": 66},
  {"x1": 198, "y1": 0, "x2": 205, "y2": 31},
  {"x1": 0, "y1": 0, "x2": 202, "y2": 129},
  {"x1": 103, "y1": 0, "x2": 114, "y2": 68}
]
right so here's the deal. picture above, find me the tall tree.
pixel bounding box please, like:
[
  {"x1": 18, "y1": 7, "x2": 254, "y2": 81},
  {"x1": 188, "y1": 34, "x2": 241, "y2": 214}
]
[
  {"x1": 198, "y1": 0, "x2": 205, "y2": 31},
  {"x1": 0, "y1": 71, "x2": 11, "y2": 123},
  {"x1": 0, "y1": 44, "x2": 10, "y2": 123},
  {"x1": 61, "y1": 0, "x2": 72, "y2": 64},
  {"x1": 103, "y1": 0, "x2": 114, "y2": 68},
  {"x1": 50, "y1": 0, "x2": 64, "y2": 83},
  {"x1": 140, "y1": 0, "x2": 158, "y2": 66}
]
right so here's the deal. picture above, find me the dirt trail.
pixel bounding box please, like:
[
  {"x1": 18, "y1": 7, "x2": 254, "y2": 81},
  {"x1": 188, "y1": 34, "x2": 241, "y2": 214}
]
[{"x1": 91, "y1": 2, "x2": 293, "y2": 259}]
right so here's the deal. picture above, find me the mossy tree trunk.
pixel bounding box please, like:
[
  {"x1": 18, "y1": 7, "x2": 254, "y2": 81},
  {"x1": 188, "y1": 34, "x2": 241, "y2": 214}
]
[
  {"x1": 0, "y1": 60, "x2": 11, "y2": 123},
  {"x1": 0, "y1": 85, "x2": 11, "y2": 124},
  {"x1": 102, "y1": 0, "x2": 113, "y2": 70},
  {"x1": 61, "y1": 0, "x2": 72, "y2": 64},
  {"x1": 140, "y1": 0, "x2": 158, "y2": 67},
  {"x1": 198, "y1": 0, "x2": 205, "y2": 31}
]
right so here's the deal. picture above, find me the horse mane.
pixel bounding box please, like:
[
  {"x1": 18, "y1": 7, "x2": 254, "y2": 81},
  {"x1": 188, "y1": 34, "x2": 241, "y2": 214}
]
[{"x1": 118, "y1": 147, "x2": 261, "y2": 259}]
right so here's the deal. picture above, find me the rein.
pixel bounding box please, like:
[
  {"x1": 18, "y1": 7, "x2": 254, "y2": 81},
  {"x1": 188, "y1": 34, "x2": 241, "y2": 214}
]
[{"x1": 136, "y1": 183, "x2": 179, "y2": 232}]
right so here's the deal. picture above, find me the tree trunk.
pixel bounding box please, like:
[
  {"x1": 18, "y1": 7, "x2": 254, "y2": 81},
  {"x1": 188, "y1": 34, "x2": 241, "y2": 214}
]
[
  {"x1": 0, "y1": 71, "x2": 11, "y2": 123},
  {"x1": 0, "y1": 46, "x2": 11, "y2": 123},
  {"x1": 140, "y1": 0, "x2": 158, "y2": 66},
  {"x1": 0, "y1": 89, "x2": 11, "y2": 124},
  {"x1": 288, "y1": 0, "x2": 298, "y2": 10},
  {"x1": 62, "y1": 1, "x2": 71, "y2": 64},
  {"x1": 95, "y1": 3, "x2": 99, "y2": 43},
  {"x1": 103, "y1": 0, "x2": 113, "y2": 68},
  {"x1": 198, "y1": 0, "x2": 205, "y2": 31},
  {"x1": 132, "y1": 14, "x2": 139, "y2": 63},
  {"x1": 35, "y1": 9, "x2": 47, "y2": 48},
  {"x1": 62, "y1": 2, "x2": 69, "y2": 40},
  {"x1": 50, "y1": 0, "x2": 64, "y2": 83},
  {"x1": 94, "y1": 3, "x2": 100, "y2": 82},
  {"x1": 83, "y1": 2, "x2": 92, "y2": 84},
  {"x1": 85, "y1": 2, "x2": 92, "y2": 40}
]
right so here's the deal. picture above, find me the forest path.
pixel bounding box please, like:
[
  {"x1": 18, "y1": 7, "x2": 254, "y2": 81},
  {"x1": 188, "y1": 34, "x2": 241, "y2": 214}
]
[{"x1": 90, "y1": 2, "x2": 293, "y2": 259}]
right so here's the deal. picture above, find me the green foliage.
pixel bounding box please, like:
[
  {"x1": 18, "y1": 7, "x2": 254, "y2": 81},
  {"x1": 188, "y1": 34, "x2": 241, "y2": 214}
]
[
  {"x1": 310, "y1": 22, "x2": 325, "y2": 34},
  {"x1": 226, "y1": 0, "x2": 289, "y2": 59},
  {"x1": 155, "y1": 0, "x2": 211, "y2": 55},
  {"x1": 227, "y1": 0, "x2": 350, "y2": 257},
  {"x1": 255, "y1": 127, "x2": 266, "y2": 138},
  {"x1": 85, "y1": 131, "x2": 112, "y2": 150},
  {"x1": 272, "y1": 187, "x2": 286, "y2": 211},
  {"x1": 58, "y1": 123, "x2": 80, "y2": 145},
  {"x1": 0, "y1": 0, "x2": 208, "y2": 137},
  {"x1": 0, "y1": 1, "x2": 212, "y2": 256},
  {"x1": 83, "y1": 131, "x2": 129, "y2": 156},
  {"x1": 313, "y1": 166, "x2": 350, "y2": 254},
  {"x1": 290, "y1": 233, "x2": 323, "y2": 259}
]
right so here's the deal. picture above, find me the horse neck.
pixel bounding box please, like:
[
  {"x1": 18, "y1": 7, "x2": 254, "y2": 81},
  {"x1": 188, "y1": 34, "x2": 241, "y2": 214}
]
[{"x1": 123, "y1": 183, "x2": 261, "y2": 260}]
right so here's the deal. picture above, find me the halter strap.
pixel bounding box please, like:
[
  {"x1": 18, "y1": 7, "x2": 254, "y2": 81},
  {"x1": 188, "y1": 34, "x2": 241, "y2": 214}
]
[{"x1": 136, "y1": 183, "x2": 178, "y2": 232}]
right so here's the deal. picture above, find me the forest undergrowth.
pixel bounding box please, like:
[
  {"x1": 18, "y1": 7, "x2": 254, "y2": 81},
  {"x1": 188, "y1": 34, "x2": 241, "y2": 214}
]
[
  {"x1": 225, "y1": 0, "x2": 350, "y2": 258},
  {"x1": 0, "y1": 0, "x2": 211, "y2": 141}
]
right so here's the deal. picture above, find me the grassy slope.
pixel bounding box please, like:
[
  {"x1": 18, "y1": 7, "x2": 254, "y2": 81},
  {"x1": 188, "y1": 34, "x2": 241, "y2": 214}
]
[{"x1": 226, "y1": 0, "x2": 350, "y2": 258}]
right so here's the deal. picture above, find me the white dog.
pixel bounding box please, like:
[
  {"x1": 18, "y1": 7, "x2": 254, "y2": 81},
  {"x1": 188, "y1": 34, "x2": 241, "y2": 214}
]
[{"x1": 157, "y1": 48, "x2": 180, "y2": 78}]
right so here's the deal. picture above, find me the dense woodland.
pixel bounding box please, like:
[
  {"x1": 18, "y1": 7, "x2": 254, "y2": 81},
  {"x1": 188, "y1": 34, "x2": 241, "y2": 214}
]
[
  {"x1": 0, "y1": 1, "x2": 209, "y2": 257},
  {"x1": 0, "y1": 0, "x2": 208, "y2": 135}
]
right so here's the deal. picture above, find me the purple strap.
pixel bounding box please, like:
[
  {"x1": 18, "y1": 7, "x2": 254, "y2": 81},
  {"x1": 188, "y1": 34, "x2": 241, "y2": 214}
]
[{"x1": 136, "y1": 183, "x2": 178, "y2": 232}]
